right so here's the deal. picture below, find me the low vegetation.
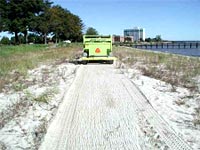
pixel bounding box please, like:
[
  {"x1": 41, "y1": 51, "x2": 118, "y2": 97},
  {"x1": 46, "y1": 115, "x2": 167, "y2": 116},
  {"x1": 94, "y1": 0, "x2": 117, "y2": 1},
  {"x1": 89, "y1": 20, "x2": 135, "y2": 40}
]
[
  {"x1": 113, "y1": 46, "x2": 200, "y2": 92},
  {"x1": 25, "y1": 88, "x2": 59, "y2": 104},
  {"x1": 113, "y1": 46, "x2": 200, "y2": 127},
  {"x1": 0, "y1": 43, "x2": 81, "y2": 92}
]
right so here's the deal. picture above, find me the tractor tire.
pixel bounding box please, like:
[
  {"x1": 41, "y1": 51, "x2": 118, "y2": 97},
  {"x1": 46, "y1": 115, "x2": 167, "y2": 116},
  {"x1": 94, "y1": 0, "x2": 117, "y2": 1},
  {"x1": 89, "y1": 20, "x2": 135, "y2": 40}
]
[
  {"x1": 82, "y1": 60, "x2": 88, "y2": 65},
  {"x1": 108, "y1": 60, "x2": 114, "y2": 64}
]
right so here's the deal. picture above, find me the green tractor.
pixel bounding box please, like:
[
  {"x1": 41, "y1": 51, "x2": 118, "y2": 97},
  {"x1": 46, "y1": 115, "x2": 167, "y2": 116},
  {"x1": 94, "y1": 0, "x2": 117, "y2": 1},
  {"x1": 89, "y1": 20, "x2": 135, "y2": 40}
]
[{"x1": 80, "y1": 35, "x2": 116, "y2": 64}]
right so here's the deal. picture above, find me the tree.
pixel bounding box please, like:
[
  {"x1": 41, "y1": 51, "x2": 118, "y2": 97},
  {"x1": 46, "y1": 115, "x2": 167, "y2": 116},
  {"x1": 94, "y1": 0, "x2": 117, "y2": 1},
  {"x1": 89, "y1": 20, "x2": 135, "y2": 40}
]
[
  {"x1": 85, "y1": 27, "x2": 98, "y2": 35},
  {"x1": 1, "y1": 0, "x2": 52, "y2": 44},
  {"x1": 27, "y1": 33, "x2": 43, "y2": 44},
  {"x1": 0, "y1": 0, "x2": 8, "y2": 32},
  {"x1": 48, "y1": 6, "x2": 67, "y2": 43},
  {"x1": 30, "y1": 2, "x2": 52, "y2": 44},
  {"x1": 1, "y1": 1, "x2": 84, "y2": 44},
  {"x1": 67, "y1": 13, "x2": 83, "y2": 42},
  {"x1": 155, "y1": 35, "x2": 162, "y2": 42},
  {"x1": 48, "y1": 6, "x2": 83, "y2": 43},
  {"x1": 145, "y1": 37, "x2": 152, "y2": 42},
  {"x1": 29, "y1": 0, "x2": 52, "y2": 44},
  {"x1": 139, "y1": 38, "x2": 144, "y2": 42}
]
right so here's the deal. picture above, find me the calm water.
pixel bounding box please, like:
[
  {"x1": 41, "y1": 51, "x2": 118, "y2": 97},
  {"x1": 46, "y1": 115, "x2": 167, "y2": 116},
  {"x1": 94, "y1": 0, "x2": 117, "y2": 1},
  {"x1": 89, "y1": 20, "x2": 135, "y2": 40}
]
[
  {"x1": 139, "y1": 48, "x2": 200, "y2": 57},
  {"x1": 135, "y1": 43, "x2": 200, "y2": 57}
]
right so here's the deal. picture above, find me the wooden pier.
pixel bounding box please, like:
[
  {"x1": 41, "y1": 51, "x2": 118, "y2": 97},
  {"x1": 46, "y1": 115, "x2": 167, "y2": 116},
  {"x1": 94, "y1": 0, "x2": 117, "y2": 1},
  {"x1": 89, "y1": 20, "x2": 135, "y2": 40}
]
[{"x1": 132, "y1": 42, "x2": 200, "y2": 49}]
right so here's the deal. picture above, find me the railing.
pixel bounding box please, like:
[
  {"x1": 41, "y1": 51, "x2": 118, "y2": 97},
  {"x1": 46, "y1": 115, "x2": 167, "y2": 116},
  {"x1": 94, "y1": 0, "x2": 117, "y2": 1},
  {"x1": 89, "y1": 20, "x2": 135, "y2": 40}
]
[{"x1": 132, "y1": 42, "x2": 200, "y2": 49}]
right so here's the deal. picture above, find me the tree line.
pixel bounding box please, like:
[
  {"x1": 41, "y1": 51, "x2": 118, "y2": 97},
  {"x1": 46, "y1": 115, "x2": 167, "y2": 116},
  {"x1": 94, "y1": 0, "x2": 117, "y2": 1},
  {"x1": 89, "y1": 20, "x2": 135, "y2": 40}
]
[
  {"x1": 0, "y1": 0, "x2": 84, "y2": 44},
  {"x1": 145, "y1": 35, "x2": 162, "y2": 42}
]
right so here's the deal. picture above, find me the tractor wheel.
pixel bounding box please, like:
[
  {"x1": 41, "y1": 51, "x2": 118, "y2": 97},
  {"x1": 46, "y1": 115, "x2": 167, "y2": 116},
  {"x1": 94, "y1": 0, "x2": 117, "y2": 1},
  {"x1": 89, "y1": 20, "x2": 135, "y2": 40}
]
[
  {"x1": 82, "y1": 60, "x2": 88, "y2": 65},
  {"x1": 108, "y1": 60, "x2": 114, "y2": 64}
]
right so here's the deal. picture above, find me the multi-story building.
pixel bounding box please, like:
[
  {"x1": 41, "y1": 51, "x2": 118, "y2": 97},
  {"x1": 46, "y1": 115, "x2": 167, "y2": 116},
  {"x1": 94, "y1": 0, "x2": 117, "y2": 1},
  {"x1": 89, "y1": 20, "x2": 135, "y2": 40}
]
[{"x1": 124, "y1": 27, "x2": 145, "y2": 41}]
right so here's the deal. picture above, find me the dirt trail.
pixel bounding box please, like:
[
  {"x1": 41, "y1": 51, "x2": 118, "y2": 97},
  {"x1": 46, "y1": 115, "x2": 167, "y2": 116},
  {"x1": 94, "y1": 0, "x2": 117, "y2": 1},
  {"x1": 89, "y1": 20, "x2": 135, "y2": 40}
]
[{"x1": 39, "y1": 65, "x2": 192, "y2": 150}]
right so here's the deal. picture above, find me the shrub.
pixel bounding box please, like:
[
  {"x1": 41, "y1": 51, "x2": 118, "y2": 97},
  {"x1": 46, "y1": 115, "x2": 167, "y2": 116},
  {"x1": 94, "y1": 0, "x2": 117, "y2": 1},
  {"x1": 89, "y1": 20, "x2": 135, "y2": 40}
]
[{"x1": 0, "y1": 37, "x2": 10, "y2": 45}]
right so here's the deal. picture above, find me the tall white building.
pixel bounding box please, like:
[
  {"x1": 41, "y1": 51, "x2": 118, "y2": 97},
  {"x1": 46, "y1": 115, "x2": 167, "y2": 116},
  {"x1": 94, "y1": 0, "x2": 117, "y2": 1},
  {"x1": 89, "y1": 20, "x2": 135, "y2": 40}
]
[{"x1": 124, "y1": 27, "x2": 145, "y2": 41}]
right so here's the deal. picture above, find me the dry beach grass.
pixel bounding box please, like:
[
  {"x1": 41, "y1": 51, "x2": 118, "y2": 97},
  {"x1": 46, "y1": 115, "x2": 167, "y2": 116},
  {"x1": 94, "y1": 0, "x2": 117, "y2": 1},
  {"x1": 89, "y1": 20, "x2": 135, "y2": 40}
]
[
  {"x1": 113, "y1": 46, "x2": 200, "y2": 129},
  {"x1": 0, "y1": 62, "x2": 77, "y2": 149},
  {"x1": 0, "y1": 43, "x2": 81, "y2": 92},
  {"x1": 113, "y1": 46, "x2": 200, "y2": 92},
  {"x1": 0, "y1": 44, "x2": 81, "y2": 149},
  {"x1": 0, "y1": 44, "x2": 200, "y2": 149}
]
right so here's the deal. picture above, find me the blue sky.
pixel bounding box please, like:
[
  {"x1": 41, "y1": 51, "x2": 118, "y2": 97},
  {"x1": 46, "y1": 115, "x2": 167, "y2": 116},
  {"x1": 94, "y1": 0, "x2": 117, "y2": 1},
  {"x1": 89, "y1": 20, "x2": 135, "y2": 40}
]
[
  {"x1": 53, "y1": 0, "x2": 200, "y2": 41},
  {"x1": 1, "y1": 0, "x2": 199, "y2": 41}
]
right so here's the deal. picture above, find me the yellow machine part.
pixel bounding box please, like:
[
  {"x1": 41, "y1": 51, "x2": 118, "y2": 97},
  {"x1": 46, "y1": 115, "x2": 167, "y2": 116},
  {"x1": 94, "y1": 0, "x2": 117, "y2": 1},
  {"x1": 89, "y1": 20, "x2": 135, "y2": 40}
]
[{"x1": 80, "y1": 56, "x2": 117, "y2": 61}]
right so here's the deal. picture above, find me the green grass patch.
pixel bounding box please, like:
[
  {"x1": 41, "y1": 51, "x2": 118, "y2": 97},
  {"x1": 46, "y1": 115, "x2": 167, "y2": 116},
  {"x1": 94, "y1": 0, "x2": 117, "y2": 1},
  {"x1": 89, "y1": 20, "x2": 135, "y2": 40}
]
[
  {"x1": 113, "y1": 46, "x2": 200, "y2": 91},
  {"x1": 0, "y1": 43, "x2": 82, "y2": 91},
  {"x1": 25, "y1": 88, "x2": 59, "y2": 103},
  {"x1": 0, "y1": 44, "x2": 46, "y2": 57}
]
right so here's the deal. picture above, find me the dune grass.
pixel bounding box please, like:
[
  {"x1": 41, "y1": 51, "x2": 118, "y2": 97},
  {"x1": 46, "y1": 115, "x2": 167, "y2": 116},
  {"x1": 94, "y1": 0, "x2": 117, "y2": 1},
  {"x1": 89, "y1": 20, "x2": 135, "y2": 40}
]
[
  {"x1": 0, "y1": 43, "x2": 82, "y2": 91},
  {"x1": 113, "y1": 46, "x2": 200, "y2": 92}
]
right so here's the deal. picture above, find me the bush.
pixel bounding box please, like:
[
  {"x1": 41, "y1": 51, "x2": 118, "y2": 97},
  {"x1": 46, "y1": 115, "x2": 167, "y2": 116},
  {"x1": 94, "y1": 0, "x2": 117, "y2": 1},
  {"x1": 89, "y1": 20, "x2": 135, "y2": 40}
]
[{"x1": 0, "y1": 36, "x2": 10, "y2": 45}]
